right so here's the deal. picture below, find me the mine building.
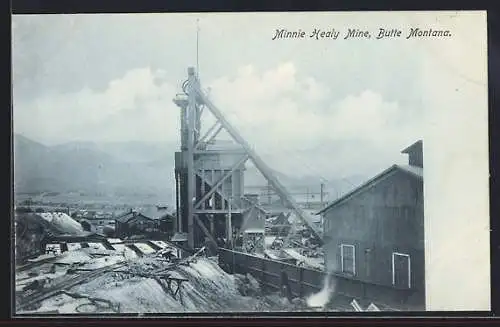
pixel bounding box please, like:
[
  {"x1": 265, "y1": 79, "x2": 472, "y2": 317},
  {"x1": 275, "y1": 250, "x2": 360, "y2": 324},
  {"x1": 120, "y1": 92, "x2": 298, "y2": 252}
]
[
  {"x1": 318, "y1": 140, "x2": 424, "y2": 309},
  {"x1": 114, "y1": 210, "x2": 160, "y2": 238}
]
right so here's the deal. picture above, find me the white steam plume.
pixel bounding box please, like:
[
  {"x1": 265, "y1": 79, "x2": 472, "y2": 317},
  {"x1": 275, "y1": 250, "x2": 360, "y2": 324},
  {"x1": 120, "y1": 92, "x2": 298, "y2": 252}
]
[{"x1": 306, "y1": 273, "x2": 335, "y2": 309}]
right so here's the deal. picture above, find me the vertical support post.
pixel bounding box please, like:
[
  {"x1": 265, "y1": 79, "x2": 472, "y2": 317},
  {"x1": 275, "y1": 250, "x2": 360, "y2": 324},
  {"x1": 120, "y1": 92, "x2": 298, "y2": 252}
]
[
  {"x1": 299, "y1": 267, "x2": 304, "y2": 297},
  {"x1": 209, "y1": 215, "x2": 215, "y2": 236},
  {"x1": 186, "y1": 67, "x2": 196, "y2": 249},
  {"x1": 232, "y1": 249, "x2": 236, "y2": 273},
  {"x1": 221, "y1": 171, "x2": 226, "y2": 211},
  {"x1": 200, "y1": 167, "x2": 205, "y2": 210},
  {"x1": 226, "y1": 196, "x2": 232, "y2": 248},
  {"x1": 211, "y1": 169, "x2": 215, "y2": 209}
]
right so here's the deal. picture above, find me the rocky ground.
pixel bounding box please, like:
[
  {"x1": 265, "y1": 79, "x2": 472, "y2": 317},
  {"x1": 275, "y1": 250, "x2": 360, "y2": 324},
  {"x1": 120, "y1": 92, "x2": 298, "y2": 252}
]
[{"x1": 15, "y1": 249, "x2": 323, "y2": 314}]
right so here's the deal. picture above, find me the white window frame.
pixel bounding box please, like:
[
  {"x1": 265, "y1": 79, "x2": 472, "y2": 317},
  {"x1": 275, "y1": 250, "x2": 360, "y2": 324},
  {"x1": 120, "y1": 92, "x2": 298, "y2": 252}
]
[
  {"x1": 340, "y1": 244, "x2": 356, "y2": 275},
  {"x1": 392, "y1": 252, "x2": 411, "y2": 289}
]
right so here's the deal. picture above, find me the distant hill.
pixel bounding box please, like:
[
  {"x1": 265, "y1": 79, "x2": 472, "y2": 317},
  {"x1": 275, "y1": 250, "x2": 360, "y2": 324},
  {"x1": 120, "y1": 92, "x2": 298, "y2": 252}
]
[
  {"x1": 13, "y1": 134, "x2": 368, "y2": 205},
  {"x1": 13, "y1": 134, "x2": 176, "y2": 202}
]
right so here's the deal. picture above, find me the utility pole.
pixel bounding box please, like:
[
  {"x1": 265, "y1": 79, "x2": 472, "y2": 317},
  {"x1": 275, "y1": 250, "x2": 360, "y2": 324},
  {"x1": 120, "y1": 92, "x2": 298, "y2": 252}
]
[
  {"x1": 320, "y1": 183, "x2": 325, "y2": 207},
  {"x1": 196, "y1": 18, "x2": 200, "y2": 80},
  {"x1": 267, "y1": 182, "x2": 272, "y2": 205},
  {"x1": 306, "y1": 187, "x2": 310, "y2": 208}
]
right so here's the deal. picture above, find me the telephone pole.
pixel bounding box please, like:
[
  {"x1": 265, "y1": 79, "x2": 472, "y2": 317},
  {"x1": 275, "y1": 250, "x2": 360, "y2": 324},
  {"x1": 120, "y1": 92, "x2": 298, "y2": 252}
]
[{"x1": 320, "y1": 182, "x2": 325, "y2": 207}]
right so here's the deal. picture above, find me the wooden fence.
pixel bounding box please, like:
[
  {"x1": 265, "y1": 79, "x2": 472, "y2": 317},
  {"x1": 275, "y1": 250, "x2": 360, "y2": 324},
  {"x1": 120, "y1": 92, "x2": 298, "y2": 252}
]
[
  {"x1": 218, "y1": 248, "x2": 326, "y2": 298},
  {"x1": 218, "y1": 248, "x2": 424, "y2": 310}
]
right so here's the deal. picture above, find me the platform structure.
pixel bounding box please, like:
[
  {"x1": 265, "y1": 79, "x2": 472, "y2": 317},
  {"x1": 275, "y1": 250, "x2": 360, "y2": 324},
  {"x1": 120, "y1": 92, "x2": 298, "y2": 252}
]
[{"x1": 173, "y1": 67, "x2": 323, "y2": 250}]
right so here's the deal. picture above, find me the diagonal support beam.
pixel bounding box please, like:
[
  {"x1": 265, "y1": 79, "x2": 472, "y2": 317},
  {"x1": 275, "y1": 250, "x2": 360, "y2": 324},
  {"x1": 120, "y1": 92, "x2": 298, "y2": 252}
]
[
  {"x1": 193, "y1": 83, "x2": 323, "y2": 243},
  {"x1": 199, "y1": 104, "x2": 204, "y2": 119},
  {"x1": 194, "y1": 214, "x2": 218, "y2": 247},
  {"x1": 204, "y1": 125, "x2": 223, "y2": 145},
  {"x1": 197, "y1": 174, "x2": 241, "y2": 210},
  {"x1": 196, "y1": 121, "x2": 220, "y2": 148},
  {"x1": 194, "y1": 154, "x2": 249, "y2": 209},
  {"x1": 240, "y1": 196, "x2": 269, "y2": 216}
]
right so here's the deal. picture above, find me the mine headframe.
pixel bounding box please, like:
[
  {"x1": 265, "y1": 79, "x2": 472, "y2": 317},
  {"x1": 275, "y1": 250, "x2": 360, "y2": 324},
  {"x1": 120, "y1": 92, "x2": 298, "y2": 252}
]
[{"x1": 173, "y1": 67, "x2": 323, "y2": 250}]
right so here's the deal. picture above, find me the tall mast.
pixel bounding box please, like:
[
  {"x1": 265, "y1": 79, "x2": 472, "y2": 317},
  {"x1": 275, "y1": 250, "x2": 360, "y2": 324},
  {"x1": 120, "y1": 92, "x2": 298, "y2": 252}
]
[{"x1": 196, "y1": 18, "x2": 200, "y2": 80}]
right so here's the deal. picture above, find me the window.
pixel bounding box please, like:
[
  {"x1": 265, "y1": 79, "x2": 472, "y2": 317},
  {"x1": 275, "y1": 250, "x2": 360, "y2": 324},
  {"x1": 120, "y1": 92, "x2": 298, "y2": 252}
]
[
  {"x1": 341, "y1": 244, "x2": 356, "y2": 275},
  {"x1": 392, "y1": 252, "x2": 411, "y2": 288}
]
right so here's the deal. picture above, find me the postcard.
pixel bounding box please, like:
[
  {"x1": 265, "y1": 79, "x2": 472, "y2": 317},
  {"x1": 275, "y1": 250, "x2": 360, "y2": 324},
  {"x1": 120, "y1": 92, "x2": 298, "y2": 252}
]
[{"x1": 12, "y1": 10, "x2": 490, "y2": 315}]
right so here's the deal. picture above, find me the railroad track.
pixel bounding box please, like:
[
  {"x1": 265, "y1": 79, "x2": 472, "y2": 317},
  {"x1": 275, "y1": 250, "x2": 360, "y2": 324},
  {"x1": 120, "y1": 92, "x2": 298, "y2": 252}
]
[{"x1": 16, "y1": 261, "x2": 127, "y2": 312}]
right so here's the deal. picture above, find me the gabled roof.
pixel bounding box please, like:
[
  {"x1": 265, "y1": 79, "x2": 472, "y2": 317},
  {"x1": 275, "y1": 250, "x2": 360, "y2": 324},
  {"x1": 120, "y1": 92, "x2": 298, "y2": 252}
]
[
  {"x1": 317, "y1": 164, "x2": 423, "y2": 215},
  {"x1": 272, "y1": 212, "x2": 291, "y2": 226},
  {"x1": 240, "y1": 206, "x2": 265, "y2": 233},
  {"x1": 115, "y1": 211, "x2": 135, "y2": 223},
  {"x1": 115, "y1": 211, "x2": 155, "y2": 223}
]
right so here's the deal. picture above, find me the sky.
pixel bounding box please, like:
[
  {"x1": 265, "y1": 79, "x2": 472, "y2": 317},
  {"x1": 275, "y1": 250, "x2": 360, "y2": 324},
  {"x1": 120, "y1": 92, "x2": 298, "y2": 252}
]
[{"x1": 12, "y1": 12, "x2": 453, "y2": 180}]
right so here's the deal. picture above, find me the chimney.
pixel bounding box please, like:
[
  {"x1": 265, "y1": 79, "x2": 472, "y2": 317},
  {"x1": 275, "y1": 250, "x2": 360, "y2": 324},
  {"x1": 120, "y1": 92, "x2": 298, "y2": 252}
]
[{"x1": 401, "y1": 140, "x2": 423, "y2": 168}]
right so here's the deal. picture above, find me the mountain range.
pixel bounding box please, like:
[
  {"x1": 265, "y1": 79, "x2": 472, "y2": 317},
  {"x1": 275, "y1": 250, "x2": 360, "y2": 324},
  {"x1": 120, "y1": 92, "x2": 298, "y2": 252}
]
[{"x1": 13, "y1": 134, "x2": 368, "y2": 205}]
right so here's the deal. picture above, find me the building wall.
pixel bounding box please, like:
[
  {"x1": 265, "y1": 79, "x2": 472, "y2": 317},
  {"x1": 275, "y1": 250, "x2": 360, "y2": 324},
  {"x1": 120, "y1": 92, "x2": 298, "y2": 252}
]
[
  {"x1": 323, "y1": 169, "x2": 424, "y2": 294},
  {"x1": 404, "y1": 141, "x2": 423, "y2": 168},
  {"x1": 408, "y1": 151, "x2": 423, "y2": 168}
]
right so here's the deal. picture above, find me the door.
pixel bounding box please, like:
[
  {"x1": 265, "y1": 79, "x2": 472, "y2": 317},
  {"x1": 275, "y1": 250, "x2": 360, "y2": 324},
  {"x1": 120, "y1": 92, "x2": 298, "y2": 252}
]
[{"x1": 393, "y1": 252, "x2": 411, "y2": 288}]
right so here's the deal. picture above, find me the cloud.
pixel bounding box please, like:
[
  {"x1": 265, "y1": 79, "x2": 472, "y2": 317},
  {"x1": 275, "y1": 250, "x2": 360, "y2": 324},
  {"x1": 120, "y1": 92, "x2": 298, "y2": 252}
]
[
  {"x1": 14, "y1": 67, "x2": 180, "y2": 144},
  {"x1": 14, "y1": 62, "x2": 422, "y2": 179},
  {"x1": 206, "y1": 62, "x2": 423, "y2": 176}
]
